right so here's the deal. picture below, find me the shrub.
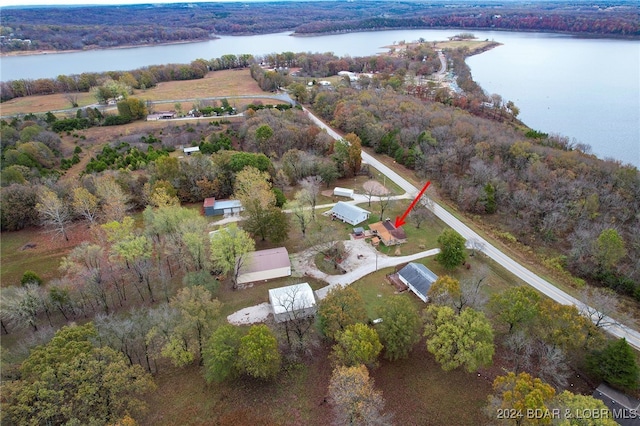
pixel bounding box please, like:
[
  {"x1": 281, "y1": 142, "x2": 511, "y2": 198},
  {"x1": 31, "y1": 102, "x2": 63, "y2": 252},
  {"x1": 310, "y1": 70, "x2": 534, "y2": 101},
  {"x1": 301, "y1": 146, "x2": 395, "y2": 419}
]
[
  {"x1": 21, "y1": 270, "x2": 43, "y2": 286},
  {"x1": 103, "y1": 115, "x2": 131, "y2": 126}
]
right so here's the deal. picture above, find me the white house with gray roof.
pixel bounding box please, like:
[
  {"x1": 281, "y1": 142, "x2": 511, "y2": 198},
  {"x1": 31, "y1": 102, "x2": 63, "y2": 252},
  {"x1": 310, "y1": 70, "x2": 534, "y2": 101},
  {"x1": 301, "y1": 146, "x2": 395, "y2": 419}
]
[
  {"x1": 397, "y1": 262, "x2": 438, "y2": 303},
  {"x1": 330, "y1": 201, "x2": 370, "y2": 226}
]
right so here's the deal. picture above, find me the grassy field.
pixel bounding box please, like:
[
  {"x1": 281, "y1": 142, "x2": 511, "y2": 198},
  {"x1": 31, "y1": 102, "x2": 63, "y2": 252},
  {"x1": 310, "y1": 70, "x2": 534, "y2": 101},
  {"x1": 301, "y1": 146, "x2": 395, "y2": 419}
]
[
  {"x1": 0, "y1": 68, "x2": 266, "y2": 117},
  {"x1": 1, "y1": 92, "x2": 97, "y2": 116},
  {"x1": 0, "y1": 223, "x2": 92, "y2": 287},
  {"x1": 140, "y1": 68, "x2": 263, "y2": 101},
  {"x1": 434, "y1": 40, "x2": 499, "y2": 53}
]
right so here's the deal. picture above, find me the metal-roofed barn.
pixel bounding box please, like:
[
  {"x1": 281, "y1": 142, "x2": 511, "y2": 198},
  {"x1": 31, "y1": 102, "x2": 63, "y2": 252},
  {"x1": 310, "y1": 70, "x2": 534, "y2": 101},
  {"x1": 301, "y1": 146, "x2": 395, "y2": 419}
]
[
  {"x1": 397, "y1": 262, "x2": 438, "y2": 303},
  {"x1": 237, "y1": 247, "x2": 292, "y2": 285},
  {"x1": 269, "y1": 282, "x2": 317, "y2": 323}
]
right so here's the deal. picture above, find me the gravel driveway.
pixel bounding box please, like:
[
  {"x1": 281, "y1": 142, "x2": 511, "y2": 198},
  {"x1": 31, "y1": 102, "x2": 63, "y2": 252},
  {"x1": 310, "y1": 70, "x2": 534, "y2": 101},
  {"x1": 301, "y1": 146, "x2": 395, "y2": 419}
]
[{"x1": 227, "y1": 239, "x2": 439, "y2": 325}]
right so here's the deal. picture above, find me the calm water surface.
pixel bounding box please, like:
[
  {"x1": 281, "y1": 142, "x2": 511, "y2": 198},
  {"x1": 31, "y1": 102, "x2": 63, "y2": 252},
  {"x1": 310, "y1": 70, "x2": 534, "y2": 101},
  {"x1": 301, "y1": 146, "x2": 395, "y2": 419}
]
[
  {"x1": 466, "y1": 34, "x2": 639, "y2": 167},
  {"x1": 1, "y1": 29, "x2": 638, "y2": 166}
]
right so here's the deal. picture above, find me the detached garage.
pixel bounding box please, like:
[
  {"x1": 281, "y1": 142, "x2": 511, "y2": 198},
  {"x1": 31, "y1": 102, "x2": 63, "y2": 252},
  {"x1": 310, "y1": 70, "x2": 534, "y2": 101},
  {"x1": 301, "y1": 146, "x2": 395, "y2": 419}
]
[
  {"x1": 237, "y1": 247, "x2": 291, "y2": 285},
  {"x1": 269, "y1": 282, "x2": 317, "y2": 323}
]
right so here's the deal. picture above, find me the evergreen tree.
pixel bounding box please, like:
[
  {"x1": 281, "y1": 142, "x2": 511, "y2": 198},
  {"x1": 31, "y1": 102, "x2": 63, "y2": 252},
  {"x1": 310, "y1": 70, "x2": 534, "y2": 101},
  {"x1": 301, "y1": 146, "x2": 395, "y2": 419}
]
[{"x1": 587, "y1": 338, "x2": 639, "y2": 391}]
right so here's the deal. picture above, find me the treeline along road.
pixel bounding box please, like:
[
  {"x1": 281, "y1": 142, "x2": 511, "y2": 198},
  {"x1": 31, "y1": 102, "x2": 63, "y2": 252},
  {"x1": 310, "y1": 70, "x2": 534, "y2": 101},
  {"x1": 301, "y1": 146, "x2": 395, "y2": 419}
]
[{"x1": 304, "y1": 107, "x2": 640, "y2": 351}]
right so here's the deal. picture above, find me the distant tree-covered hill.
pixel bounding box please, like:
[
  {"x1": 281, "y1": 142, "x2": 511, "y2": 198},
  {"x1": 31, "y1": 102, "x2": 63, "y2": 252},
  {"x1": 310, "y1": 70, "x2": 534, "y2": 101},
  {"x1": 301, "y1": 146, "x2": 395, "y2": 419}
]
[{"x1": 1, "y1": 1, "x2": 638, "y2": 53}]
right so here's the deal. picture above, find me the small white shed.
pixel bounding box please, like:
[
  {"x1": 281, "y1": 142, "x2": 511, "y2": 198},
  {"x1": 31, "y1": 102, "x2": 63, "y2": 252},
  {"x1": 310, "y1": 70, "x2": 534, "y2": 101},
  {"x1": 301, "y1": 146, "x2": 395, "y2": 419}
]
[
  {"x1": 333, "y1": 187, "x2": 354, "y2": 198},
  {"x1": 269, "y1": 283, "x2": 317, "y2": 323},
  {"x1": 183, "y1": 146, "x2": 200, "y2": 155}
]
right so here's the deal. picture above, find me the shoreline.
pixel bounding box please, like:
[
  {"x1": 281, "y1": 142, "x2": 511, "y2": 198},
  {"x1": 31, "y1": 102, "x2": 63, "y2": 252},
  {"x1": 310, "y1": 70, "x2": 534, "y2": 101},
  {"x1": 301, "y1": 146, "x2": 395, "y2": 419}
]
[
  {"x1": 0, "y1": 37, "x2": 215, "y2": 58},
  {"x1": 291, "y1": 26, "x2": 640, "y2": 41},
  {"x1": 3, "y1": 26, "x2": 637, "y2": 58}
]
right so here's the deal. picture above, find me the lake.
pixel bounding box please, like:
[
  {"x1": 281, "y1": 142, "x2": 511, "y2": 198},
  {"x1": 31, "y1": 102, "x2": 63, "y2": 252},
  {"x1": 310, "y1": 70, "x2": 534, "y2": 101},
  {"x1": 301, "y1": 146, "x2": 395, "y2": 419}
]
[
  {"x1": 1, "y1": 29, "x2": 638, "y2": 167},
  {"x1": 465, "y1": 34, "x2": 639, "y2": 168}
]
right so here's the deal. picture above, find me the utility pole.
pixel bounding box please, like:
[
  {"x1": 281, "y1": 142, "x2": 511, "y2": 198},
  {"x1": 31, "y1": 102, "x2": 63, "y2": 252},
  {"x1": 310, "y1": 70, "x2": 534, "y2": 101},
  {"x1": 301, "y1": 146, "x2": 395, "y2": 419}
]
[{"x1": 375, "y1": 247, "x2": 378, "y2": 271}]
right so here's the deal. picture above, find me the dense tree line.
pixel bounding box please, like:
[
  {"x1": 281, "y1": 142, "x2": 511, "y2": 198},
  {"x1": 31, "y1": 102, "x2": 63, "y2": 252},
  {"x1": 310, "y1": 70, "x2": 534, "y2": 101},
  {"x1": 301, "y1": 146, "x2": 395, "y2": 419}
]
[
  {"x1": 294, "y1": 7, "x2": 639, "y2": 37},
  {"x1": 2, "y1": 1, "x2": 637, "y2": 55}
]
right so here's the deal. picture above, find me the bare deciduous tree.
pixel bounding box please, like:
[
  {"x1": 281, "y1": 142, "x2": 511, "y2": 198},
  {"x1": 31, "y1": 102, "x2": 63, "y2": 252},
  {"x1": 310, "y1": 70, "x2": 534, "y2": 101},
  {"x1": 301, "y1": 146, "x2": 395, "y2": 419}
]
[
  {"x1": 308, "y1": 231, "x2": 350, "y2": 271},
  {"x1": 467, "y1": 237, "x2": 486, "y2": 257},
  {"x1": 95, "y1": 175, "x2": 130, "y2": 223},
  {"x1": 579, "y1": 286, "x2": 624, "y2": 329},
  {"x1": 64, "y1": 93, "x2": 79, "y2": 108},
  {"x1": 36, "y1": 186, "x2": 71, "y2": 241},
  {"x1": 502, "y1": 331, "x2": 571, "y2": 389},
  {"x1": 376, "y1": 192, "x2": 393, "y2": 222},
  {"x1": 290, "y1": 189, "x2": 314, "y2": 237},
  {"x1": 72, "y1": 187, "x2": 100, "y2": 226},
  {"x1": 299, "y1": 175, "x2": 323, "y2": 220},
  {"x1": 536, "y1": 342, "x2": 571, "y2": 388},
  {"x1": 362, "y1": 180, "x2": 388, "y2": 207},
  {"x1": 1, "y1": 284, "x2": 44, "y2": 332},
  {"x1": 272, "y1": 284, "x2": 317, "y2": 355}
]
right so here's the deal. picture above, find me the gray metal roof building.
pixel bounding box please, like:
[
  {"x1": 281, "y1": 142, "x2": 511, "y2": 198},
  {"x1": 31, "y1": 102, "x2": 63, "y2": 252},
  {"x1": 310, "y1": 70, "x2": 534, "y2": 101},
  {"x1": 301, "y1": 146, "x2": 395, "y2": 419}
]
[{"x1": 397, "y1": 262, "x2": 438, "y2": 303}]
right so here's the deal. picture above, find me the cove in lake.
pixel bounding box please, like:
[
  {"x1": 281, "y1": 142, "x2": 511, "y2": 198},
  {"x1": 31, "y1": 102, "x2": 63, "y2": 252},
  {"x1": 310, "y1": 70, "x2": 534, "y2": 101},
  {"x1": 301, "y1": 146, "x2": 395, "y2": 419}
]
[{"x1": 1, "y1": 29, "x2": 638, "y2": 167}]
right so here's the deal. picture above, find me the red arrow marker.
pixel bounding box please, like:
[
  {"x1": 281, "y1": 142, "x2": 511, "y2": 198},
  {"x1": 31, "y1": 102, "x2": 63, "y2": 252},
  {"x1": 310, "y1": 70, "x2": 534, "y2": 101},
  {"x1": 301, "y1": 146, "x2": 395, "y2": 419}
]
[{"x1": 394, "y1": 181, "x2": 431, "y2": 228}]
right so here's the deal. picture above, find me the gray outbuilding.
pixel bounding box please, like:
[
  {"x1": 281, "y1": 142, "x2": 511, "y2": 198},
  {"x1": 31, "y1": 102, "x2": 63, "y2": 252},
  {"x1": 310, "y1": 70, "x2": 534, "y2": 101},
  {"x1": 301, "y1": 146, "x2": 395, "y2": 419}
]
[{"x1": 397, "y1": 262, "x2": 438, "y2": 303}]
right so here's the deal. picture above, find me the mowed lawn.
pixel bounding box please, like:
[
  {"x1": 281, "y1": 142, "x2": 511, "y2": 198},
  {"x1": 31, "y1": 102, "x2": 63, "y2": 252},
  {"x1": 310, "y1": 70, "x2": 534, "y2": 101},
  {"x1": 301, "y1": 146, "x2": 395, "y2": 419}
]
[{"x1": 0, "y1": 92, "x2": 96, "y2": 116}]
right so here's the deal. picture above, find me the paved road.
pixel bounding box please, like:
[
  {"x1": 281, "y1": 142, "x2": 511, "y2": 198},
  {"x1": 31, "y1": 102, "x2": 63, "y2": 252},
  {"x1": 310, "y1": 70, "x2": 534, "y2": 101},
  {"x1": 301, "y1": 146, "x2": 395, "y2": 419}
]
[{"x1": 304, "y1": 107, "x2": 640, "y2": 351}]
